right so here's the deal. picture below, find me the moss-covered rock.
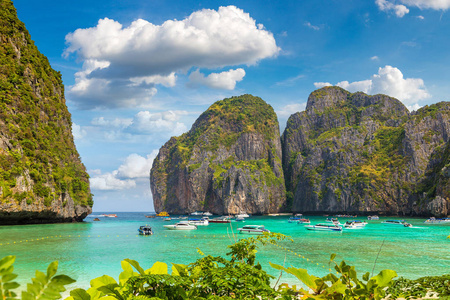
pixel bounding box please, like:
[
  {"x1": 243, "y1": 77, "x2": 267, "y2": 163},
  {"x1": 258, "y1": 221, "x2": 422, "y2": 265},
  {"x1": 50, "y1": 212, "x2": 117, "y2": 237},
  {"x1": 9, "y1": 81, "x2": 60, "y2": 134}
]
[
  {"x1": 0, "y1": 0, "x2": 92, "y2": 224},
  {"x1": 282, "y1": 86, "x2": 450, "y2": 216},
  {"x1": 151, "y1": 94, "x2": 286, "y2": 214}
]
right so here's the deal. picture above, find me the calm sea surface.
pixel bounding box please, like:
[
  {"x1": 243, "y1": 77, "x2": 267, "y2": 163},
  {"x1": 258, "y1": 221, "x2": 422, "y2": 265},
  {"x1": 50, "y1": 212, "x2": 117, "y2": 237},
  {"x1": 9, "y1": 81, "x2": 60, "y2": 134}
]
[{"x1": 0, "y1": 213, "x2": 449, "y2": 290}]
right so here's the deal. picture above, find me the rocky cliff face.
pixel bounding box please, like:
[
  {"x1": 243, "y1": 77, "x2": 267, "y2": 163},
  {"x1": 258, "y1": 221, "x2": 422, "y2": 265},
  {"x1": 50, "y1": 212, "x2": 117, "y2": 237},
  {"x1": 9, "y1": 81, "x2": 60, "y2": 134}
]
[
  {"x1": 0, "y1": 0, "x2": 92, "y2": 224},
  {"x1": 151, "y1": 95, "x2": 285, "y2": 215},
  {"x1": 282, "y1": 86, "x2": 450, "y2": 216}
]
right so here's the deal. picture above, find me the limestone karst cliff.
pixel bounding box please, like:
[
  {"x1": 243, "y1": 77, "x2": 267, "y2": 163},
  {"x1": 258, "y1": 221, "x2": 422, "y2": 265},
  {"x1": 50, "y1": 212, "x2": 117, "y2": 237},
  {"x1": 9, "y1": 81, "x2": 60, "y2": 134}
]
[
  {"x1": 150, "y1": 95, "x2": 286, "y2": 215},
  {"x1": 0, "y1": 0, "x2": 92, "y2": 224},
  {"x1": 282, "y1": 86, "x2": 450, "y2": 216}
]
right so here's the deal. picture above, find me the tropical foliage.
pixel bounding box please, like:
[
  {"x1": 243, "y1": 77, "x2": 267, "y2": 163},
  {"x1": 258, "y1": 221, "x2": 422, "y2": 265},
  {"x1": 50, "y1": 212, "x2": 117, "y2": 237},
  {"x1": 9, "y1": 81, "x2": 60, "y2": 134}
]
[{"x1": 1, "y1": 235, "x2": 449, "y2": 300}]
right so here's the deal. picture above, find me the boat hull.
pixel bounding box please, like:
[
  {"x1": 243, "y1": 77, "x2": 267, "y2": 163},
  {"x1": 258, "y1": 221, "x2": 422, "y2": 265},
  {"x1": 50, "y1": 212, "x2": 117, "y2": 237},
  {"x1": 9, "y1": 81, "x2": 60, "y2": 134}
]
[
  {"x1": 304, "y1": 225, "x2": 342, "y2": 232},
  {"x1": 238, "y1": 229, "x2": 269, "y2": 235},
  {"x1": 163, "y1": 225, "x2": 197, "y2": 230}
]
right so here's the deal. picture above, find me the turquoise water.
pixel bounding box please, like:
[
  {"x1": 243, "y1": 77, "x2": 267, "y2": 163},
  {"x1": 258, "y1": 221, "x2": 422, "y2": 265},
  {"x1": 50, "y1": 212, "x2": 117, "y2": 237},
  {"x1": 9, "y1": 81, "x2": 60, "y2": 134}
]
[{"x1": 0, "y1": 213, "x2": 449, "y2": 290}]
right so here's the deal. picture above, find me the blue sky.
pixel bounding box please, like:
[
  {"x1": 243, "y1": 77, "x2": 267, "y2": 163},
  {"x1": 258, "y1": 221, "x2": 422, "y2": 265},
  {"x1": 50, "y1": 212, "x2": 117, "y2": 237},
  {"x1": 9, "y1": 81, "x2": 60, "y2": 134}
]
[{"x1": 13, "y1": 0, "x2": 450, "y2": 212}]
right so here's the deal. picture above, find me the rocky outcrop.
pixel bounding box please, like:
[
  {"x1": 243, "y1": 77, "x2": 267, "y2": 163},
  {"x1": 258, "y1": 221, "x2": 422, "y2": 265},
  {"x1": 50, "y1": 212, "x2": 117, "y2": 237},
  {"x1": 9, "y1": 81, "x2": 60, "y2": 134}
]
[
  {"x1": 0, "y1": 0, "x2": 92, "y2": 224},
  {"x1": 282, "y1": 86, "x2": 450, "y2": 216},
  {"x1": 151, "y1": 95, "x2": 285, "y2": 215}
]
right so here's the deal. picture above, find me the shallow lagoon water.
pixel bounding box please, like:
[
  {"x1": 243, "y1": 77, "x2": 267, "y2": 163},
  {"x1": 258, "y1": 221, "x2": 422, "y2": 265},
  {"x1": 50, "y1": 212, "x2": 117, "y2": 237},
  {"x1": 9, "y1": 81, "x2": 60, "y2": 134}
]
[{"x1": 0, "y1": 213, "x2": 449, "y2": 290}]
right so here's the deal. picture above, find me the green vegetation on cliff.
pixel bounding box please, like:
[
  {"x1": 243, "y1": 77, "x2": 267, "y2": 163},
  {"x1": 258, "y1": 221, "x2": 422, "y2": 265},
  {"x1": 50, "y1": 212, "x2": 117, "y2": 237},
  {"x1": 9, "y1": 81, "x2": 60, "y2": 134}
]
[
  {"x1": 283, "y1": 86, "x2": 450, "y2": 214},
  {"x1": 151, "y1": 94, "x2": 285, "y2": 214},
  {"x1": 0, "y1": 0, "x2": 92, "y2": 208}
]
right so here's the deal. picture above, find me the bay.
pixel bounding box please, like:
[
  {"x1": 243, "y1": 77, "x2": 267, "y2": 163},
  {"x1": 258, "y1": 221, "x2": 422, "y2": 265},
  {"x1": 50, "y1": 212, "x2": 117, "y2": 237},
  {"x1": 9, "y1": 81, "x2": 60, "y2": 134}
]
[{"x1": 0, "y1": 212, "x2": 449, "y2": 290}]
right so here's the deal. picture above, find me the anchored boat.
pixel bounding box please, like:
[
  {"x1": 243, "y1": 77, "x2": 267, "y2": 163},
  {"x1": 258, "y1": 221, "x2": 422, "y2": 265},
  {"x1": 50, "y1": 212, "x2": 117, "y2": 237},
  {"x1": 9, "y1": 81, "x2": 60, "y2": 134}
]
[
  {"x1": 237, "y1": 225, "x2": 270, "y2": 235},
  {"x1": 304, "y1": 223, "x2": 343, "y2": 232}
]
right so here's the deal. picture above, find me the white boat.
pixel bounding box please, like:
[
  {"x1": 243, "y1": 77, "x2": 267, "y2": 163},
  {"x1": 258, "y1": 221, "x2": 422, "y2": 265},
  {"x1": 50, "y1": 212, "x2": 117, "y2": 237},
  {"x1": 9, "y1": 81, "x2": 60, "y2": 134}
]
[
  {"x1": 343, "y1": 221, "x2": 366, "y2": 229},
  {"x1": 297, "y1": 218, "x2": 311, "y2": 224},
  {"x1": 424, "y1": 217, "x2": 450, "y2": 224},
  {"x1": 235, "y1": 217, "x2": 245, "y2": 222},
  {"x1": 138, "y1": 225, "x2": 153, "y2": 235},
  {"x1": 367, "y1": 215, "x2": 379, "y2": 220},
  {"x1": 188, "y1": 218, "x2": 209, "y2": 226},
  {"x1": 202, "y1": 212, "x2": 213, "y2": 216},
  {"x1": 382, "y1": 220, "x2": 412, "y2": 227},
  {"x1": 304, "y1": 223, "x2": 343, "y2": 232},
  {"x1": 190, "y1": 211, "x2": 203, "y2": 216},
  {"x1": 235, "y1": 213, "x2": 250, "y2": 218},
  {"x1": 164, "y1": 221, "x2": 197, "y2": 230},
  {"x1": 237, "y1": 225, "x2": 270, "y2": 235}
]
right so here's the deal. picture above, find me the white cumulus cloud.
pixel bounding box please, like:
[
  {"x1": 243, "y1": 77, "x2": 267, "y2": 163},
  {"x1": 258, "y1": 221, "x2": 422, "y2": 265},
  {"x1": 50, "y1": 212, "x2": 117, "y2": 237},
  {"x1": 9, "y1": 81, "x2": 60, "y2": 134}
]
[
  {"x1": 277, "y1": 103, "x2": 307, "y2": 119},
  {"x1": 376, "y1": 0, "x2": 450, "y2": 17},
  {"x1": 90, "y1": 171, "x2": 137, "y2": 190},
  {"x1": 117, "y1": 151, "x2": 158, "y2": 179},
  {"x1": 65, "y1": 6, "x2": 279, "y2": 109},
  {"x1": 91, "y1": 110, "x2": 189, "y2": 138},
  {"x1": 188, "y1": 68, "x2": 245, "y2": 90},
  {"x1": 89, "y1": 151, "x2": 159, "y2": 190},
  {"x1": 72, "y1": 123, "x2": 87, "y2": 140},
  {"x1": 376, "y1": 0, "x2": 410, "y2": 17},
  {"x1": 401, "y1": 0, "x2": 450, "y2": 10},
  {"x1": 313, "y1": 65, "x2": 430, "y2": 108}
]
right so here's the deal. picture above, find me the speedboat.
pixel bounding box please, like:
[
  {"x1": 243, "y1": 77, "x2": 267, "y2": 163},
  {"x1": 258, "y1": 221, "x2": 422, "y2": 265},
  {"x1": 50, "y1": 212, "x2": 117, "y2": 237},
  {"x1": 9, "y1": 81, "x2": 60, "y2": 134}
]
[
  {"x1": 102, "y1": 214, "x2": 117, "y2": 218},
  {"x1": 367, "y1": 215, "x2": 379, "y2": 220},
  {"x1": 424, "y1": 217, "x2": 450, "y2": 224},
  {"x1": 162, "y1": 217, "x2": 172, "y2": 221},
  {"x1": 237, "y1": 225, "x2": 270, "y2": 235},
  {"x1": 188, "y1": 218, "x2": 209, "y2": 226},
  {"x1": 209, "y1": 216, "x2": 231, "y2": 223},
  {"x1": 382, "y1": 220, "x2": 406, "y2": 225},
  {"x1": 156, "y1": 211, "x2": 169, "y2": 217},
  {"x1": 382, "y1": 220, "x2": 412, "y2": 227},
  {"x1": 297, "y1": 218, "x2": 311, "y2": 224},
  {"x1": 202, "y1": 212, "x2": 213, "y2": 216},
  {"x1": 352, "y1": 220, "x2": 367, "y2": 227},
  {"x1": 138, "y1": 225, "x2": 153, "y2": 235},
  {"x1": 343, "y1": 221, "x2": 366, "y2": 229},
  {"x1": 235, "y1": 213, "x2": 250, "y2": 218},
  {"x1": 235, "y1": 216, "x2": 245, "y2": 222},
  {"x1": 190, "y1": 211, "x2": 203, "y2": 216},
  {"x1": 164, "y1": 221, "x2": 197, "y2": 230},
  {"x1": 304, "y1": 223, "x2": 343, "y2": 232}
]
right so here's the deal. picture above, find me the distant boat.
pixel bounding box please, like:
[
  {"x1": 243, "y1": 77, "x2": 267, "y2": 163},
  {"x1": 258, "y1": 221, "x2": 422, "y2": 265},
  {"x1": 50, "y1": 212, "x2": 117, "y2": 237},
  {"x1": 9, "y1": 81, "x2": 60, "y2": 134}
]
[
  {"x1": 156, "y1": 212, "x2": 169, "y2": 217},
  {"x1": 382, "y1": 220, "x2": 412, "y2": 227},
  {"x1": 102, "y1": 214, "x2": 117, "y2": 218},
  {"x1": 209, "y1": 216, "x2": 231, "y2": 223},
  {"x1": 304, "y1": 223, "x2": 343, "y2": 232},
  {"x1": 190, "y1": 211, "x2": 203, "y2": 216},
  {"x1": 424, "y1": 217, "x2": 450, "y2": 224},
  {"x1": 164, "y1": 221, "x2": 197, "y2": 230},
  {"x1": 367, "y1": 215, "x2": 379, "y2": 220},
  {"x1": 343, "y1": 221, "x2": 366, "y2": 229},
  {"x1": 202, "y1": 212, "x2": 213, "y2": 216},
  {"x1": 138, "y1": 225, "x2": 153, "y2": 235},
  {"x1": 188, "y1": 218, "x2": 209, "y2": 226},
  {"x1": 297, "y1": 218, "x2": 310, "y2": 224},
  {"x1": 237, "y1": 225, "x2": 269, "y2": 235},
  {"x1": 288, "y1": 216, "x2": 302, "y2": 223},
  {"x1": 235, "y1": 213, "x2": 250, "y2": 218}
]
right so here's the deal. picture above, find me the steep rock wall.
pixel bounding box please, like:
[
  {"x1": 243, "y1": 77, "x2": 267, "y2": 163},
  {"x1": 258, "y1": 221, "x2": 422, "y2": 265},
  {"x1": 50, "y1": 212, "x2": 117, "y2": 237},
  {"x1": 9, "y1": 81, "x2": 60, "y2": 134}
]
[
  {"x1": 151, "y1": 95, "x2": 285, "y2": 215},
  {"x1": 282, "y1": 86, "x2": 450, "y2": 216},
  {"x1": 0, "y1": 0, "x2": 92, "y2": 224}
]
